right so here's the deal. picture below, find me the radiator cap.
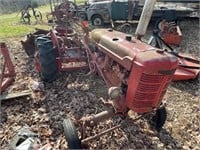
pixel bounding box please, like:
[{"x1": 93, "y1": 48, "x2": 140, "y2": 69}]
[{"x1": 125, "y1": 35, "x2": 132, "y2": 41}]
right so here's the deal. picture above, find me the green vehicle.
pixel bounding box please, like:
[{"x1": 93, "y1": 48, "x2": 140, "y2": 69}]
[
  {"x1": 86, "y1": 0, "x2": 141, "y2": 26},
  {"x1": 86, "y1": 0, "x2": 199, "y2": 26}
]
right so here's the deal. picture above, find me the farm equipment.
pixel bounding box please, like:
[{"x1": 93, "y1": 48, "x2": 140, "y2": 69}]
[
  {"x1": 21, "y1": 28, "x2": 49, "y2": 57},
  {"x1": 148, "y1": 29, "x2": 200, "y2": 81},
  {"x1": 0, "y1": 43, "x2": 15, "y2": 94},
  {"x1": 23, "y1": 0, "x2": 199, "y2": 148},
  {"x1": 61, "y1": 1, "x2": 179, "y2": 148},
  {"x1": 47, "y1": 0, "x2": 87, "y2": 23},
  {"x1": 19, "y1": 4, "x2": 42, "y2": 24},
  {"x1": 155, "y1": 19, "x2": 182, "y2": 46},
  {"x1": 63, "y1": 27, "x2": 179, "y2": 148},
  {"x1": 34, "y1": 1, "x2": 89, "y2": 82},
  {"x1": 34, "y1": 24, "x2": 89, "y2": 82}
]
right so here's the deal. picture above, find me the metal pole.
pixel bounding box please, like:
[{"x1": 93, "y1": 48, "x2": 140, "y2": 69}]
[
  {"x1": 81, "y1": 114, "x2": 144, "y2": 143},
  {"x1": 49, "y1": 0, "x2": 53, "y2": 13},
  {"x1": 135, "y1": 0, "x2": 157, "y2": 39}
]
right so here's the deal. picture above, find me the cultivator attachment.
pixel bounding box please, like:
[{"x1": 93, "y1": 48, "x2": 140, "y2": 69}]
[
  {"x1": 148, "y1": 30, "x2": 200, "y2": 81},
  {"x1": 0, "y1": 43, "x2": 15, "y2": 94},
  {"x1": 33, "y1": 24, "x2": 89, "y2": 82},
  {"x1": 172, "y1": 53, "x2": 200, "y2": 81},
  {"x1": 156, "y1": 19, "x2": 182, "y2": 46}
]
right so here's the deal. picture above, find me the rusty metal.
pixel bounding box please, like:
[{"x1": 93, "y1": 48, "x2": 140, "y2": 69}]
[
  {"x1": 30, "y1": 1, "x2": 198, "y2": 147},
  {"x1": 21, "y1": 28, "x2": 49, "y2": 57},
  {"x1": 89, "y1": 29, "x2": 178, "y2": 113},
  {"x1": 50, "y1": 25, "x2": 88, "y2": 71},
  {"x1": 0, "y1": 43, "x2": 15, "y2": 94},
  {"x1": 81, "y1": 114, "x2": 145, "y2": 143},
  {"x1": 66, "y1": 29, "x2": 194, "y2": 146},
  {"x1": 47, "y1": 0, "x2": 78, "y2": 23},
  {"x1": 81, "y1": 124, "x2": 121, "y2": 143},
  {"x1": 158, "y1": 20, "x2": 182, "y2": 46},
  {"x1": 148, "y1": 30, "x2": 200, "y2": 81},
  {"x1": 81, "y1": 109, "x2": 115, "y2": 127},
  {"x1": 79, "y1": 108, "x2": 115, "y2": 140},
  {"x1": 172, "y1": 54, "x2": 200, "y2": 81}
]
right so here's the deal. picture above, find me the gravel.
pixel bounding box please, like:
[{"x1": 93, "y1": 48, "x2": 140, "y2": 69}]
[{"x1": 0, "y1": 18, "x2": 199, "y2": 149}]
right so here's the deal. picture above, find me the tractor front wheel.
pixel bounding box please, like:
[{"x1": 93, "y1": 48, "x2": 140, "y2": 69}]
[
  {"x1": 152, "y1": 106, "x2": 167, "y2": 132},
  {"x1": 35, "y1": 36, "x2": 58, "y2": 82},
  {"x1": 63, "y1": 118, "x2": 82, "y2": 149}
]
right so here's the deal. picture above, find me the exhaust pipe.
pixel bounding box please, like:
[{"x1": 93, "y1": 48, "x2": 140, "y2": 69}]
[{"x1": 135, "y1": 0, "x2": 157, "y2": 39}]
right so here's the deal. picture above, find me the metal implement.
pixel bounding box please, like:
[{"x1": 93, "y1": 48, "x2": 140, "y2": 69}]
[
  {"x1": 47, "y1": 0, "x2": 86, "y2": 23},
  {"x1": 47, "y1": 0, "x2": 78, "y2": 23},
  {"x1": 0, "y1": 43, "x2": 15, "y2": 94},
  {"x1": 19, "y1": 4, "x2": 42, "y2": 24},
  {"x1": 34, "y1": 30, "x2": 87, "y2": 82},
  {"x1": 156, "y1": 20, "x2": 182, "y2": 46},
  {"x1": 34, "y1": 2, "x2": 89, "y2": 82},
  {"x1": 148, "y1": 30, "x2": 200, "y2": 81},
  {"x1": 21, "y1": 28, "x2": 49, "y2": 57}
]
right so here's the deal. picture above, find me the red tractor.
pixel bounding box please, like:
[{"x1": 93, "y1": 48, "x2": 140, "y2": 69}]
[
  {"x1": 33, "y1": 20, "x2": 178, "y2": 150},
  {"x1": 30, "y1": 0, "x2": 199, "y2": 149}
]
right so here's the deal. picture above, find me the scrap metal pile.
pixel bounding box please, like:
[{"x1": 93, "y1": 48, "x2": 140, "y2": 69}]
[{"x1": 1, "y1": 0, "x2": 199, "y2": 149}]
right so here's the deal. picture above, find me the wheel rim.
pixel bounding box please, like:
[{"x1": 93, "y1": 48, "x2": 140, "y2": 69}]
[{"x1": 118, "y1": 23, "x2": 131, "y2": 33}]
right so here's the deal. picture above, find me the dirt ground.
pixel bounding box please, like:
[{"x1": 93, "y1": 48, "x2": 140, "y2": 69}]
[{"x1": 0, "y1": 18, "x2": 199, "y2": 149}]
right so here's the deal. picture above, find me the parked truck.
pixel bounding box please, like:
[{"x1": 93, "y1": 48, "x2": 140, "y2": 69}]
[{"x1": 85, "y1": 0, "x2": 199, "y2": 26}]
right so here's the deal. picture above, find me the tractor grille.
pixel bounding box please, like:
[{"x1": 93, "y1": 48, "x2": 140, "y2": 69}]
[
  {"x1": 134, "y1": 73, "x2": 171, "y2": 107},
  {"x1": 140, "y1": 73, "x2": 164, "y2": 83}
]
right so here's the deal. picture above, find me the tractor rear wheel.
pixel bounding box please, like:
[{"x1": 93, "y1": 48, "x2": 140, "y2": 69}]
[
  {"x1": 63, "y1": 118, "x2": 82, "y2": 149},
  {"x1": 36, "y1": 36, "x2": 58, "y2": 82}
]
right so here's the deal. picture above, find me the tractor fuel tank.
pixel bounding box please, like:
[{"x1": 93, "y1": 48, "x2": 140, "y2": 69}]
[{"x1": 90, "y1": 29, "x2": 178, "y2": 113}]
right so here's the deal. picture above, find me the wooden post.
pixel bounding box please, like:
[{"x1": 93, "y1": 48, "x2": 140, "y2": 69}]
[{"x1": 135, "y1": 0, "x2": 157, "y2": 39}]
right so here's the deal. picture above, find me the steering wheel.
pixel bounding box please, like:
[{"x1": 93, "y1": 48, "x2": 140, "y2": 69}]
[{"x1": 54, "y1": 1, "x2": 78, "y2": 22}]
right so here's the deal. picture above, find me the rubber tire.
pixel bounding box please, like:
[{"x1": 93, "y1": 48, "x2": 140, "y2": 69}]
[
  {"x1": 152, "y1": 107, "x2": 167, "y2": 132},
  {"x1": 36, "y1": 36, "x2": 58, "y2": 82},
  {"x1": 91, "y1": 15, "x2": 103, "y2": 26},
  {"x1": 34, "y1": 10, "x2": 42, "y2": 22},
  {"x1": 63, "y1": 118, "x2": 82, "y2": 149}
]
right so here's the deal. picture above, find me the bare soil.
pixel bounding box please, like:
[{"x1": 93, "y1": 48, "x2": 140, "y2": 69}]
[{"x1": 0, "y1": 18, "x2": 199, "y2": 149}]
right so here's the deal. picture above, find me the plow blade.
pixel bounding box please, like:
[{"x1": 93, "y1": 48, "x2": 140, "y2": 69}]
[{"x1": 173, "y1": 54, "x2": 200, "y2": 81}]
